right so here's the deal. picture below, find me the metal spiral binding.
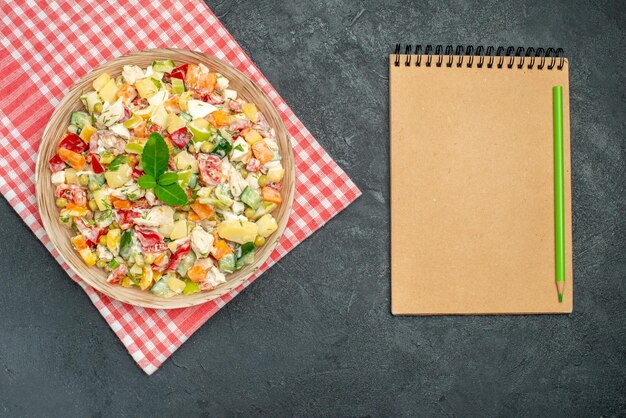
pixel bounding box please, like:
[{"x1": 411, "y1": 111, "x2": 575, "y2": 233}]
[{"x1": 394, "y1": 44, "x2": 565, "y2": 70}]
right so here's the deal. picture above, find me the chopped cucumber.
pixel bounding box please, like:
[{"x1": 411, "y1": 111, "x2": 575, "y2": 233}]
[
  {"x1": 88, "y1": 173, "x2": 106, "y2": 190},
  {"x1": 152, "y1": 59, "x2": 176, "y2": 73},
  {"x1": 176, "y1": 251, "x2": 196, "y2": 278},
  {"x1": 240, "y1": 186, "x2": 262, "y2": 210},
  {"x1": 180, "y1": 112, "x2": 192, "y2": 122},
  {"x1": 211, "y1": 138, "x2": 232, "y2": 158},
  {"x1": 197, "y1": 197, "x2": 230, "y2": 211},
  {"x1": 215, "y1": 184, "x2": 234, "y2": 207},
  {"x1": 70, "y1": 111, "x2": 92, "y2": 128},
  {"x1": 171, "y1": 77, "x2": 185, "y2": 94},
  {"x1": 151, "y1": 278, "x2": 176, "y2": 298},
  {"x1": 236, "y1": 242, "x2": 255, "y2": 269},
  {"x1": 218, "y1": 253, "x2": 236, "y2": 273},
  {"x1": 119, "y1": 230, "x2": 133, "y2": 260}
]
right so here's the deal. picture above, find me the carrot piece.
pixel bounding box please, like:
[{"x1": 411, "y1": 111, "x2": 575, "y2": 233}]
[
  {"x1": 153, "y1": 252, "x2": 168, "y2": 267},
  {"x1": 252, "y1": 141, "x2": 274, "y2": 164},
  {"x1": 58, "y1": 147, "x2": 86, "y2": 170},
  {"x1": 197, "y1": 72, "x2": 217, "y2": 91},
  {"x1": 210, "y1": 110, "x2": 230, "y2": 127},
  {"x1": 262, "y1": 187, "x2": 282, "y2": 204},
  {"x1": 187, "y1": 212, "x2": 201, "y2": 222},
  {"x1": 211, "y1": 239, "x2": 232, "y2": 260},
  {"x1": 190, "y1": 202, "x2": 214, "y2": 220},
  {"x1": 111, "y1": 197, "x2": 132, "y2": 210},
  {"x1": 185, "y1": 64, "x2": 201, "y2": 88},
  {"x1": 187, "y1": 265, "x2": 208, "y2": 282}
]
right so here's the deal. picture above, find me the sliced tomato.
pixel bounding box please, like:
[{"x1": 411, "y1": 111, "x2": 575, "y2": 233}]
[
  {"x1": 59, "y1": 133, "x2": 88, "y2": 153},
  {"x1": 170, "y1": 127, "x2": 190, "y2": 149},
  {"x1": 198, "y1": 154, "x2": 222, "y2": 186}
]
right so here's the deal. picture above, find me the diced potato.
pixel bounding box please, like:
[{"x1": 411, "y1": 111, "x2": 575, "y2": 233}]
[
  {"x1": 243, "y1": 129, "x2": 263, "y2": 145},
  {"x1": 167, "y1": 276, "x2": 186, "y2": 294},
  {"x1": 92, "y1": 73, "x2": 111, "y2": 92},
  {"x1": 98, "y1": 78, "x2": 119, "y2": 104},
  {"x1": 104, "y1": 163, "x2": 132, "y2": 188},
  {"x1": 135, "y1": 77, "x2": 160, "y2": 98},
  {"x1": 242, "y1": 103, "x2": 258, "y2": 122},
  {"x1": 217, "y1": 220, "x2": 258, "y2": 245},
  {"x1": 92, "y1": 188, "x2": 109, "y2": 211},
  {"x1": 150, "y1": 104, "x2": 168, "y2": 127},
  {"x1": 166, "y1": 113, "x2": 186, "y2": 134},
  {"x1": 64, "y1": 168, "x2": 78, "y2": 185},
  {"x1": 80, "y1": 122, "x2": 97, "y2": 143},
  {"x1": 266, "y1": 166, "x2": 285, "y2": 183},
  {"x1": 174, "y1": 150, "x2": 199, "y2": 172},
  {"x1": 169, "y1": 219, "x2": 189, "y2": 240},
  {"x1": 256, "y1": 214, "x2": 278, "y2": 238}
]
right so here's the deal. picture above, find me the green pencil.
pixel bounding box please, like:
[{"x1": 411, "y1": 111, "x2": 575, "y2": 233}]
[{"x1": 553, "y1": 86, "x2": 565, "y2": 302}]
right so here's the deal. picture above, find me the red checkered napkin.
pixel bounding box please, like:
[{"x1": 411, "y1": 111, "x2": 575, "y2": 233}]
[{"x1": 0, "y1": 0, "x2": 360, "y2": 374}]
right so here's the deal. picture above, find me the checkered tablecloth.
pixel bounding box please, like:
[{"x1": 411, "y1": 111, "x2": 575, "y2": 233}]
[{"x1": 0, "y1": 0, "x2": 360, "y2": 374}]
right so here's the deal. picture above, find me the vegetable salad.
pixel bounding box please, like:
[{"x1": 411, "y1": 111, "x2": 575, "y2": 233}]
[{"x1": 49, "y1": 60, "x2": 284, "y2": 297}]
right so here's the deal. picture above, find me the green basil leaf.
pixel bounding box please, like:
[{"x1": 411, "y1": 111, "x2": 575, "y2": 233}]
[
  {"x1": 108, "y1": 155, "x2": 128, "y2": 172},
  {"x1": 137, "y1": 174, "x2": 156, "y2": 189},
  {"x1": 154, "y1": 183, "x2": 188, "y2": 206},
  {"x1": 141, "y1": 132, "x2": 170, "y2": 178},
  {"x1": 157, "y1": 172, "x2": 178, "y2": 186}
]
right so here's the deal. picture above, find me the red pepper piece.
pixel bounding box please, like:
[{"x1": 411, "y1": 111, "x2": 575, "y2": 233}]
[
  {"x1": 136, "y1": 228, "x2": 168, "y2": 253},
  {"x1": 49, "y1": 154, "x2": 67, "y2": 172},
  {"x1": 166, "y1": 241, "x2": 191, "y2": 272},
  {"x1": 59, "y1": 133, "x2": 88, "y2": 153},
  {"x1": 91, "y1": 155, "x2": 104, "y2": 174},
  {"x1": 169, "y1": 127, "x2": 190, "y2": 149}
]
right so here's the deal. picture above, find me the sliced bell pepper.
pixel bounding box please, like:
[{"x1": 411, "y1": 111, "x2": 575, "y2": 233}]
[
  {"x1": 166, "y1": 241, "x2": 191, "y2": 272},
  {"x1": 48, "y1": 154, "x2": 67, "y2": 172},
  {"x1": 59, "y1": 133, "x2": 89, "y2": 153},
  {"x1": 170, "y1": 126, "x2": 191, "y2": 149},
  {"x1": 91, "y1": 155, "x2": 104, "y2": 174}
]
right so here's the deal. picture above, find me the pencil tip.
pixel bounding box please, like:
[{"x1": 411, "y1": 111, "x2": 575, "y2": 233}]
[{"x1": 559, "y1": 293, "x2": 563, "y2": 303}]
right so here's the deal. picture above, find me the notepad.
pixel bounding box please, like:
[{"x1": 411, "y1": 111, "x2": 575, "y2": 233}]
[{"x1": 390, "y1": 45, "x2": 573, "y2": 315}]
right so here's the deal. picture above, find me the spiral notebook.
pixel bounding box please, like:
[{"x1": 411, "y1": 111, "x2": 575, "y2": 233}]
[{"x1": 390, "y1": 45, "x2": 573, "y2": 315}]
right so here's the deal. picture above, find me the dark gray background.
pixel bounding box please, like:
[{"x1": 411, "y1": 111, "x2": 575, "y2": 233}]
[{"x1": 1, "y1": 0, "x2": 624, "y2": 416}]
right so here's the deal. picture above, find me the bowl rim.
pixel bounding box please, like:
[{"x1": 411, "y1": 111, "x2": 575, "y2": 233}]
[{"x1": 35, "y1": 48, "x2": 295, "y2": 309}]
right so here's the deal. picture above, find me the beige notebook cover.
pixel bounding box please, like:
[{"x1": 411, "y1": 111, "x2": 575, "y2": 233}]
[{"x1": 390, "y1": 48, "x2": 573, "y2": 315}]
